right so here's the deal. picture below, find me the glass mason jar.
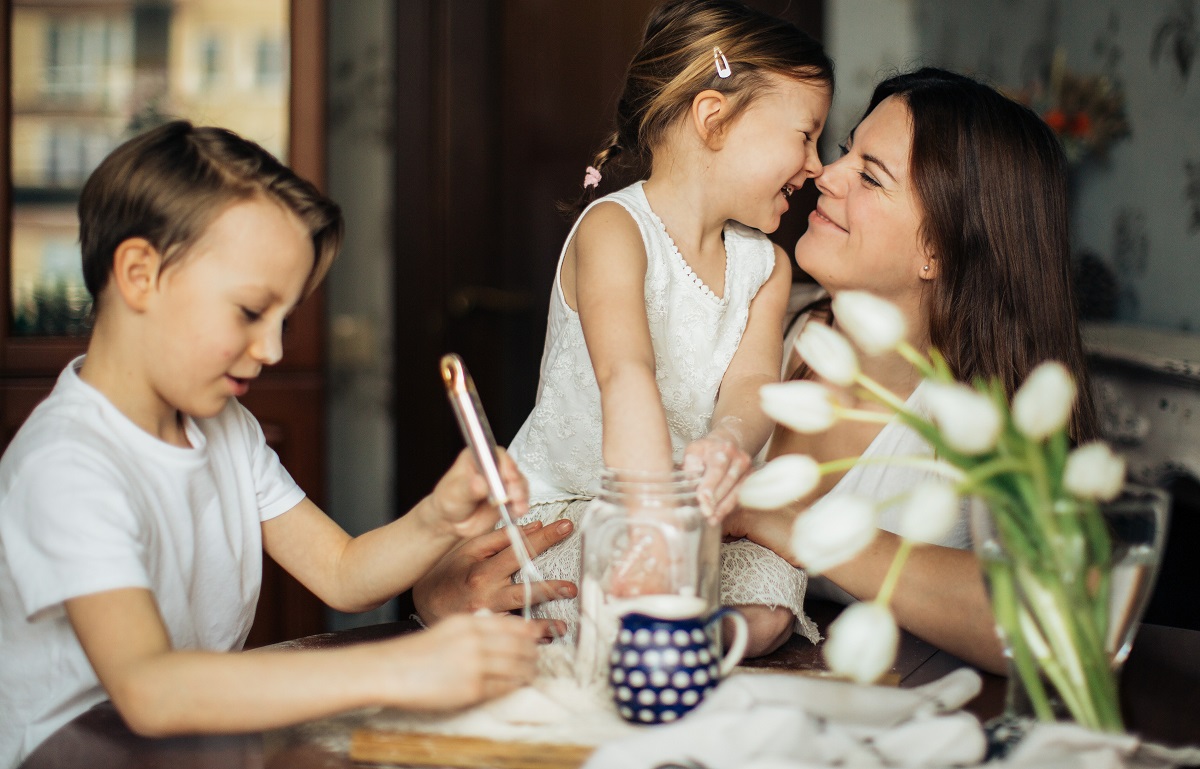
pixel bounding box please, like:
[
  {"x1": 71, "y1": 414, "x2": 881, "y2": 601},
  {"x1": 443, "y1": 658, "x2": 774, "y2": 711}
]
[{"x1": 574, "y1": 468, "x2": 720, "y2": 687}]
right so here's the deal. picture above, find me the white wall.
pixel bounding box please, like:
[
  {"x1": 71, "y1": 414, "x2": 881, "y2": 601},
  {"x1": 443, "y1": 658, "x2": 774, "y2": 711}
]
[
  {"x1": 828, "y1": 1, "x2": 1200, "y2": 332},
  {"x1": 825, "y1": 0, "x2": 919, "y2": 150},
  {"x1": 913, "y1": 0, "x2": 1200, "y2": 332}
]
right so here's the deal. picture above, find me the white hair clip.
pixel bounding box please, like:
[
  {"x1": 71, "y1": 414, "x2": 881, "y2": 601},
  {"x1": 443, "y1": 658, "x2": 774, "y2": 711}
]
[{"x1": 713, "y1": 46, "x2": 732, "y2": 79}]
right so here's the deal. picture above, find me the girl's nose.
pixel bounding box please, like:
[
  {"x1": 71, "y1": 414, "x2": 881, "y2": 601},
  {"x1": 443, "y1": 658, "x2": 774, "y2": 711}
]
[{"x1": 802, "y1": 149, "x2": 824, "y2": 180}]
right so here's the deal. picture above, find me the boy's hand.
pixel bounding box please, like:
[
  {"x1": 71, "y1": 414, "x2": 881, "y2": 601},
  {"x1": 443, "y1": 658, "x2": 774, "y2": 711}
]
[
  {"x1": 426, "y1": 448, "x2": 529, "y2": 539},
  {"x1": 378, "y1": 612, "x2": 541, "y2": 710},
  {"x1": 683, "y1": 421, "x2": 752, "y2": 521}
]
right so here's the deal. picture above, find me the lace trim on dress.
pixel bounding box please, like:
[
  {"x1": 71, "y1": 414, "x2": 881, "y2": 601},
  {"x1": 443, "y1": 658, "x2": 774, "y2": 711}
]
[
  {"x1": 519, "y1": 499, "x2": 820, "y2": 648},
  {"x1": 644, "y1": 207, "x2": 729, "y2": 306}
]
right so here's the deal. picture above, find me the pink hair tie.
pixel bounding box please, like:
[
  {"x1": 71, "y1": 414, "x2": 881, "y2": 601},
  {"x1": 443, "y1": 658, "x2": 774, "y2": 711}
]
[{"x1": 583, "y1": 165, "x2": 602, "y2": 189}]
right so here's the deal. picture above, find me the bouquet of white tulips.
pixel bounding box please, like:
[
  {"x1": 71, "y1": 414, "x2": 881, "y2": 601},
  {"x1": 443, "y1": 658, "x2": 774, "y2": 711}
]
[{"x1": 740, "y1": 291, "x2": 1128, "y2": 732}]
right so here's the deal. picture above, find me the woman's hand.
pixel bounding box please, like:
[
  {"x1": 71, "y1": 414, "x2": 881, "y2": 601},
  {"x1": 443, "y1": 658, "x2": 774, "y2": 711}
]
[
  {"x1": 723, "y1": 505, "x2": 798, "y2": 565},
  {"x1": 412, "y1": 519, "x2": 576, "y2": 637},
  {"x1": 684, "y1": 419, "x2": 753, "y2": 520}
]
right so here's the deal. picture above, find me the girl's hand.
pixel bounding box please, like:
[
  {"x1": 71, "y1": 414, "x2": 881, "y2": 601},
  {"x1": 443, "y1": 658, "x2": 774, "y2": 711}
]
[
  {"x1": 376, "y1": 612, "x2": 541, "y2": 710},
  {"x1": 683, "y1": 420, "x2": 753, "y2": 520},
  {"x1": 427, "y1": 448, "x2": 530, "y2": 539}
]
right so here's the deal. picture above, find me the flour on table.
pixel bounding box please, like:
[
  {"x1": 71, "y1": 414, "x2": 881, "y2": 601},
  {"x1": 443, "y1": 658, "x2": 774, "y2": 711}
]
[{"x1": 363, "y1": 645, "x2": 639, "y2": 747}]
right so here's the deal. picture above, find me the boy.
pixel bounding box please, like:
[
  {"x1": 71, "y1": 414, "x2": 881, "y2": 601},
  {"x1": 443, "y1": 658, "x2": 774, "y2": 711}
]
[{"x1": 0, "y1": 121, "x2": 542, "y2": 768}]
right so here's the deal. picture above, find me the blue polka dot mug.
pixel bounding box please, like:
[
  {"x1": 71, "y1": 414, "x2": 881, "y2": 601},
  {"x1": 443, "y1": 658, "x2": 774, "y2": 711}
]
[{"x1": 608, "y1": 595, "x2": 748, "y2": 725}]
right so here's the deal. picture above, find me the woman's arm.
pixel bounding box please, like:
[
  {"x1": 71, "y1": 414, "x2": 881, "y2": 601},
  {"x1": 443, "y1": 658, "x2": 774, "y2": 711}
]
[
  {"x1": 412, "y1": 519, "x2": 577, "y2": 628},
  {"x1": 818, "y1": 532, "x2": 1005, "y2": 673},
  {"x1": 66, "y1": 588, "x2": 540, "y2": 737},
  {"x1": 570, "y1": 202, "x2": 674, "y2": 472},
  {"x1": 725, "y1": 504, "x2": 1005, "y2": 673}
]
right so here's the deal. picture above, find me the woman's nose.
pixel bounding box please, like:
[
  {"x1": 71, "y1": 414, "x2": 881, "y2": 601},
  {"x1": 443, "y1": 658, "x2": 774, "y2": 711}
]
[{"x1": 813, "y1": 153, "x2": 847, "y2": 197}]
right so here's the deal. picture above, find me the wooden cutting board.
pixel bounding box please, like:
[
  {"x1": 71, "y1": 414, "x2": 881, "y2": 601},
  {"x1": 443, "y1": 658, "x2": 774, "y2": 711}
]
[{"x1": 349, "y1": 729, "x2": 595, "y2": 769}]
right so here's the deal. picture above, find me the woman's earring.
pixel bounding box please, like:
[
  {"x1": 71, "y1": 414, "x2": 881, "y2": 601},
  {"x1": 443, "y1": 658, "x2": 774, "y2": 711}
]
[{"x1": 922, "y1": 264, "x2": 930, "y2": 272}]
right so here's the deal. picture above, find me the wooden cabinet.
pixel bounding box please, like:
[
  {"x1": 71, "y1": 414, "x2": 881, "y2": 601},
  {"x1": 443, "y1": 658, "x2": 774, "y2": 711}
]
[{"x1": 0, "y1": 1, "x2": 330, "y2": 646}]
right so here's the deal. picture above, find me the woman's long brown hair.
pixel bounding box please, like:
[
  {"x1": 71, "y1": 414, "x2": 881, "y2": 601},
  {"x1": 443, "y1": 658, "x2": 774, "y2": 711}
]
[
  {"x1": 790, "y1": 68, "x2": 1097, "y2": 442},
  {"x1": 864, "y1": 68, "x2": 1098, "y2": 442}
]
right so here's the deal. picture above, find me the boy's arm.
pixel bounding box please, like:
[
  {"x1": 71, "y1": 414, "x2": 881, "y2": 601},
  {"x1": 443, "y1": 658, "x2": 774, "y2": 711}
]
[
  {"x1": 684, "y1": 246, "x2": 792, "y2": 515},
  {"x1": 66, "y1": 587, "x2": 540, "y2": 737},
  {"x1": 572, "y1": 202, "x2": 674, "y2": 472},
  {"x1": 262, "y1": 448, "x2": 526, "y2": 614}
]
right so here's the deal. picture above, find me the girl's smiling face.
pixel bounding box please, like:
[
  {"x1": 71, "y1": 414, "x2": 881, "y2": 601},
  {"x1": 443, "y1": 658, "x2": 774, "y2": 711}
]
[
  {"x1": 717, "y1": 74, "x2": 831, "y2": 234},
  {"x1": 794, "y1": 95, "x2": 930, "y2": 301}
]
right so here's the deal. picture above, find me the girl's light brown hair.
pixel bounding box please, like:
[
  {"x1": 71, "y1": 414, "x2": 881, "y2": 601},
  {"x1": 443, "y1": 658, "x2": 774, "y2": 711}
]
[
  {"x1": 79, "y1": 120, "x2": 343, "y2": 307},
  {"x1": 564, "y1": 0, "x2": 833, "y2": 219},
  {"x1": 869, "y1": 68, "x2": 1098, "y2": 442}
]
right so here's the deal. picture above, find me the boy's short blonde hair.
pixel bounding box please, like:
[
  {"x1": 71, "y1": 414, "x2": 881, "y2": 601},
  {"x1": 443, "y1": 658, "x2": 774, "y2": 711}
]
[{"x1": 79, "y1": 120, "x2": 343, "y2": 307}]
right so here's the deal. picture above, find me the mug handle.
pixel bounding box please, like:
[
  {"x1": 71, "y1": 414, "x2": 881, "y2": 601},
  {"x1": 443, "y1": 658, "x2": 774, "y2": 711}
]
[{"x1": 706, "y1": 606, "x2": 749, "y2": 677}]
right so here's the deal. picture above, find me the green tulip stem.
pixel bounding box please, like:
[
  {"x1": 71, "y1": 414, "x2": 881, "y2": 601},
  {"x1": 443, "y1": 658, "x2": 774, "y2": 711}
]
[
  {"x1": 817, "y1": 455, "x2": 966, "y2": 482},
  {"x1": 876, "y1": 539, "x2": 913, "y2": 607},
  {"x1": 834, "y1": 407, "x2": 894, "y2": 424},
  {"x1": 853, "y1": 372, "x2": 912, "y2": 414},
  {"x1": 960, "y1": 457, "x2": 1031, "y2": 489},
  {"x1": 896, "y1": 341, "x2": 936, "y2": 379}
]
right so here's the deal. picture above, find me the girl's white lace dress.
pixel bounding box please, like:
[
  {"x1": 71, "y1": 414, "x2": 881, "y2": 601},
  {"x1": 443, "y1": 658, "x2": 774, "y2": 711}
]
[{"x1": 507, "y1": 181, "x2": 820, "y2": 645}]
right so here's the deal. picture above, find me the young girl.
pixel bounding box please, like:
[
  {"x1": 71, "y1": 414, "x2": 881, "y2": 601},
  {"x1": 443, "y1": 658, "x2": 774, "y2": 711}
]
[{"x1": 506, "y1": 0, "x2": 834, "y2": 657}]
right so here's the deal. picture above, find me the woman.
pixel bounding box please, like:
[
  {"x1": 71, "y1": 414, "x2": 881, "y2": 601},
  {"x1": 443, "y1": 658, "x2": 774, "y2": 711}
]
[
  {"x1": 414, "y1": 67, "x2": 1098, "y2": 673},
  {"x1": 725, "y1": 67, "x2": 1098, "y2": 674}
]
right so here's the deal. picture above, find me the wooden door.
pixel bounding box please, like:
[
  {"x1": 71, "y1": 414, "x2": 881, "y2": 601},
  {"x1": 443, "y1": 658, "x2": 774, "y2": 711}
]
[{"x1": 391, "y1": 1, "x2": 823, "y2": 609}]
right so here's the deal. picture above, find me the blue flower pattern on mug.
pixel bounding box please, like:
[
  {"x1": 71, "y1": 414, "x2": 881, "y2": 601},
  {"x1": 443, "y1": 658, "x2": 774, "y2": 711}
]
[{"x1": 609, "y1": 614, "x2": 723, "y2": 725}]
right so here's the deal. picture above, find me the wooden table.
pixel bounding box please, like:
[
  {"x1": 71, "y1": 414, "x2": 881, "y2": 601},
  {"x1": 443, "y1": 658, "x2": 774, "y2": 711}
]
[{"x1": 20, "y1": 602, "x2": 1200, "y2": 768}]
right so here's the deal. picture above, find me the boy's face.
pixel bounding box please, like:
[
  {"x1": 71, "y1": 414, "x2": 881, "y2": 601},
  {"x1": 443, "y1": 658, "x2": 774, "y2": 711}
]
[{"x1": 144, "y1": 196, "x2": 313, "y2": 420}]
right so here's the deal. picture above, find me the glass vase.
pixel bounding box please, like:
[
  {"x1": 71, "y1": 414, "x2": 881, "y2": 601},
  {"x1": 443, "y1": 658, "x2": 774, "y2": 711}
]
[
  {"x1": 574, "y1": 468, "x2": 720, "y2": 688},
  {"x1": 970, "y1": 483, "x2": 1169, "y2": 738}
]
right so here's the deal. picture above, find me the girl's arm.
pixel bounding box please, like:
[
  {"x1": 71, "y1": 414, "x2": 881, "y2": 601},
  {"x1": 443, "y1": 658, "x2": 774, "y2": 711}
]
[
  {"x1": 570, "y1": 202, "x2": 674, "y2": 472},
  {"x1": 66, "y1": 587, "x2": 540, "y2": 737},
  {"x1": 684, "y1": 246, "x2": 793, "y2": 516},
  {"x1": 261, "y1": 448, "x2": 527, "y2": 614}
]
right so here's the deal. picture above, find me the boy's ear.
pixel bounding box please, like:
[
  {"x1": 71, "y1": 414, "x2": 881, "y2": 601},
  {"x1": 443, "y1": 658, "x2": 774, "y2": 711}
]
[
  {"x1": 110, "y1": 237, "x2": 162, "y2": 312},
  {"x1": 691, "y1": 89, "x2": 730, "y2": 149}
]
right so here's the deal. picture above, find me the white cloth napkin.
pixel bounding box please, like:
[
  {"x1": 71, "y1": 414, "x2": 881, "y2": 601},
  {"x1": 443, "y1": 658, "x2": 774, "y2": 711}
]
[
  {"x1": 582, "y1": 669, "x2": 986, "y2": 769},
  {"x1": 1000, "y1": 724, "x2": 1200, "y2": 769},
  {"x1": 581, "y1": 669, "x2": 1200, "y2": 769}
]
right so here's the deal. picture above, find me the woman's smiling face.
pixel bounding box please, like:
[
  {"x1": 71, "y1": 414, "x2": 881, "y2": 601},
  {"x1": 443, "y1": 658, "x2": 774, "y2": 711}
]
[{"x1": 793, "y1": 95, "x2": 930, "y2": 302}]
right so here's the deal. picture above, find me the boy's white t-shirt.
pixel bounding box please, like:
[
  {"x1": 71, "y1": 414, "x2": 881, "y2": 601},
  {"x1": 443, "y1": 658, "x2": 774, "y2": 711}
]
[{"x1": 0, "y1": 357, "x2": 306, "y2": 768}]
